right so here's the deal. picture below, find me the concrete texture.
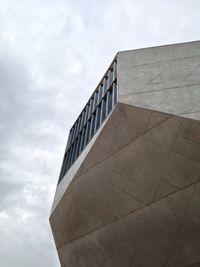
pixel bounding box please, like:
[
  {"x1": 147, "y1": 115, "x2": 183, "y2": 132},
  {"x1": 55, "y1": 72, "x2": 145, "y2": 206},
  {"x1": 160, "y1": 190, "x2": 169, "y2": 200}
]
[
  {"x1": 50, "y1": 103, "x2": 200, "y2": 267},
  {"x1": 51, "y1": 113, "x2": 112, "y2": 214},
  {"x1": 50, "y1": 41, "x2": 200, "y2": 267},
  {"x1": 118, "y1": 41, "x2": 200, "y2": 120}
]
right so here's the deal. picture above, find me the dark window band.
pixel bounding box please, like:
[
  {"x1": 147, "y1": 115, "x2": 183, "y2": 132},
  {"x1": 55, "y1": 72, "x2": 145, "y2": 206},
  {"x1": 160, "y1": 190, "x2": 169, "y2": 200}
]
[{"x1": 58, "y1": 58, "x2": 117, "y2": 184}]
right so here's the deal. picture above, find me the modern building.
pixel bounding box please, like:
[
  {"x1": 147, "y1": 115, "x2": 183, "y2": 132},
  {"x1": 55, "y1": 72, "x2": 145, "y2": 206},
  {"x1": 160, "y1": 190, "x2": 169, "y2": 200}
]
[{"x1": 50, "y1": 40, "x2": 200, "y2": 267}]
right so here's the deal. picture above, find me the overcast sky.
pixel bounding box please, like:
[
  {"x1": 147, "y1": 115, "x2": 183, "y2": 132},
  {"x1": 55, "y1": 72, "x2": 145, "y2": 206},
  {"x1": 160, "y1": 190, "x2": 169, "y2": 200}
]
[{"x1": 0, "y1": 0, "x2": 200, "y2": 266}]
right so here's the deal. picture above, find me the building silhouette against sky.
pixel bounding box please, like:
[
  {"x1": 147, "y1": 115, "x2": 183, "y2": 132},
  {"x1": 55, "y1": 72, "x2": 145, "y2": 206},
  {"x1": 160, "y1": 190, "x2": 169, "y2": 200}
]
[{"x1": 50, "y1": 40, "x2": 200, "y2": 267}]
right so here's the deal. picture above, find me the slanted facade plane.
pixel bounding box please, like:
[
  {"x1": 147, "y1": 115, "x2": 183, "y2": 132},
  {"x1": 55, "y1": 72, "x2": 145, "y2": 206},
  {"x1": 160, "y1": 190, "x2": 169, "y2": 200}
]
[{"x1": 50, "y1": 41, "x2": 200, "y2": 267}]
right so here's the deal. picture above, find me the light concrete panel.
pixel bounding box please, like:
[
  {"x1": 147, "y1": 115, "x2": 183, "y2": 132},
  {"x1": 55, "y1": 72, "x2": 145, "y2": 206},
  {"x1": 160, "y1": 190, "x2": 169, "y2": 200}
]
[
  {"x1": 119, "y1": 85, "x2": 200, "y2": 118},
  {"x1": 118, "y1": 56, "x2": 200, "y2": 95},
  {"x1": 50, "y1": 103, "x2": 200, "y2": 267},
  {"x1": 58, "y1": 182, "x2": 200, "y2": 267},
  {"x1": 51, "y1": 107, "x2": 115, "y2": 214},
  {"x1": 117, "y1": 40, "x2": 200, "y2": 121},
  {"x1": 117, "y1": 41, "x2": 200, "y2": 68}
]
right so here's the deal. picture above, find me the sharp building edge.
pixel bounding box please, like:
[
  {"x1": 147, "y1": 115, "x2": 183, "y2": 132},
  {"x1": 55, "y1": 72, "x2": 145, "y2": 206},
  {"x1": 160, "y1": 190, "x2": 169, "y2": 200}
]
[{"x1": 50, "y1": 40, "x2": 200, "y2": 267}]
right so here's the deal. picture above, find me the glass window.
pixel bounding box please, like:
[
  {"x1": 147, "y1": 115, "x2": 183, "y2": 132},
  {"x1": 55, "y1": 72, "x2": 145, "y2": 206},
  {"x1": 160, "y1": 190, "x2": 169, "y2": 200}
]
[
  {"x1": 113, "y1": 82, "x2": 117, "y2": 105},
  {"x1": 58, "y1": 59, "x2": 117, "y2": 183},
  {"x1": 76, "y1": 117, "x2": 81, "y2": 137},
  {"x1": 101, "y1": 98, "x2": 106, "y2": 122},
  {"x1": 70, "y1": 126, "x2": 75, "y2": 144},
  {"x1": 85, "y1": 120, "x2": 91, "y2": 145},
  {"x1": 80, "y1": 127, "x2": 86, "y2": 152},
  {"x1": 84, "y1": 104, "x2": 89, "y2": 125},
  {"x1": 95, "y1": 106, "x2": 101, "y2": 131},
  {"x1": 75, "y1": 135, "x2": 81, "y2": 160},
  {"x1": 107, "y1": 89, "x2": 113, "y2": 114},
  {"x1": 88, "y1": 98, "x2": 93, "y2": 118},
  {"x1": 80, "y1": 111, "x2": 85, "y2": 129},
  {"x1": 98, "y1": 85, "x2": 103, "y2": 103},
  {"x1": 108, "y1": 69, "x2": 113, "y2": 88},
  {"x1": 103, "y1": 77, "x2": 107, "y2": 95},
  {"x1": 90, "y1": 114, "x2": 95, "y2": 138},
  {"x1": 93, "y1": 92, "x2": 98, "y2": 112}
]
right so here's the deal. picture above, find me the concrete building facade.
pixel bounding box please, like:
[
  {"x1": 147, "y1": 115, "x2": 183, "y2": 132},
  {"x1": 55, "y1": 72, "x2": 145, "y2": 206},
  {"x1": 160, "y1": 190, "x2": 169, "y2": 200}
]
[{"x1": 50, "y1": 41, "x2": 200, "y2": 267}]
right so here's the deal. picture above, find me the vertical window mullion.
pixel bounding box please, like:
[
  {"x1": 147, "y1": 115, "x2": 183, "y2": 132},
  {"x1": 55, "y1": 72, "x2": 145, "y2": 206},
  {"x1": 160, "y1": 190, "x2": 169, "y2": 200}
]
[
  {"x1": 102, "y1": 77, "x2": 108, "y2": 96},
  {"x1": 113, "y1": 82, "x2": 117, "y2": 105},
  {"x1": 108, "y1": 69, "x2": 113, "y2": 88},
  {"x1": 84, "y1": 123, "x2": 88, "y2": 147},
  {"x1": 84, "y1": 104, "x2": 89, "y2": 125},
  {"x1": 75, "y1": 135, "x2": 81, "y2": 160},
  {"x1": 90, "y1": 114, "x2": 95, "y2": 139},
  {"x1": 89, "y1": 98, "x2": 93, "y2": 118},
  {"x1": 101, "y1": 97, "x2": 106, "y2": 123},
  {"x1": 70, "y1": 126, "x2": 75, "y2": 144},
  {"x1": 80, "y1": 111, "x2": 84, "y2": 129},
  {"x1": 107, "y1": 88, "x2": 113, "y2": 114},
  {"x1": 80, "y1": 127, "x2": 86, "y2": 152},
  {"x1": 96, "y1": 105, "x2": 101, "y2": 130},
  {"x1": 72, "y1": 122, "x2": 78, "y2": 141},
  {"x1": 85, "y1": 120, "x2": 91, "y2": 145},
  {"x1": 75, "y1": 117, "x2": 81, "y2": 138},
  {"x1": 98, "y1": 85, "x2": 103, "y2": 103},
  {"x1": 105, "y1": 92, "x2": 109, "y2": 117},
  {"x1": 93, "y1": 92, "x2": 97, "y2": 112},
  {"x1": 71, "y1": 141, "x2": 77, "y2": 165}
]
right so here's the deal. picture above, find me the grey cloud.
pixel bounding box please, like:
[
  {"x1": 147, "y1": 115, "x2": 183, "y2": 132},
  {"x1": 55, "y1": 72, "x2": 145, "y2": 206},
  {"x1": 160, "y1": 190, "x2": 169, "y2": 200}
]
[{"x1": 0, "y1": 178, "x2": 22, "y2": 210}]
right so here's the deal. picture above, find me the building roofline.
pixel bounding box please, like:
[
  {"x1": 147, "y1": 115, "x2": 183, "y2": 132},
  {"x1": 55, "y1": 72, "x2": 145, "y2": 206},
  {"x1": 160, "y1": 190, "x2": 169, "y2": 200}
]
[{"x1": 117, "y1": 39, "x2": 200, "y2": 55}]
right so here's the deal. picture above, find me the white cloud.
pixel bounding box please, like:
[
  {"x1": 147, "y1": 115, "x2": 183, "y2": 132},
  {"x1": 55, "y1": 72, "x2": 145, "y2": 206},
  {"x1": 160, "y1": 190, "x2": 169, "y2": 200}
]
[{"x1": 0, "y1": 0, "x2": 200, "y2": 266}]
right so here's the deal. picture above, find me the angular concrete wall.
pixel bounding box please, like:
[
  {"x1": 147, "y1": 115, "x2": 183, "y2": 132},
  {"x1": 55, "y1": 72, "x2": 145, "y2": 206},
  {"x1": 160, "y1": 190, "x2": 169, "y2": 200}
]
[
  {"x1": 50, "y1": 41, "x2": 200, "y2": 267},
  {"x1": 50, "y1": 103, "x2": 200, "y2": 267},
  {"x1": 118, "y1": 41, "x2": 200, "y2": 120}
]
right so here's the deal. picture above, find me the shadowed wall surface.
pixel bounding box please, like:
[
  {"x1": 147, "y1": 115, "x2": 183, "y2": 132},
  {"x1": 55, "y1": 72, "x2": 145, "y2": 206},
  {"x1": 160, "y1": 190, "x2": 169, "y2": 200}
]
[{"x1": 50, "y1": 41, "x2": 200, "y2": 267}]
